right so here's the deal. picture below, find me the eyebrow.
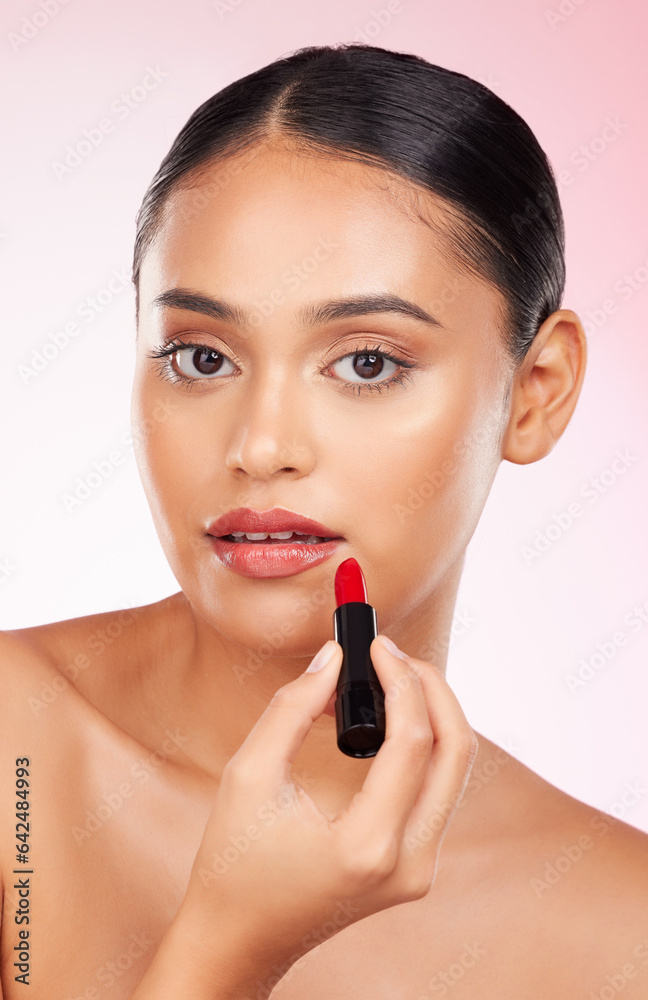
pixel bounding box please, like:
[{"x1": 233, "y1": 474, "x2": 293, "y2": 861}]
[{"x1": 150, "y1": 288, "x2": 443, "y2": 329}]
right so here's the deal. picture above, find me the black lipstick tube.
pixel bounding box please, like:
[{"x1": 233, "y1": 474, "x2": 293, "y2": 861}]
[{"x1": 333, "y1": 602, "x2": 386, "y2": 758}]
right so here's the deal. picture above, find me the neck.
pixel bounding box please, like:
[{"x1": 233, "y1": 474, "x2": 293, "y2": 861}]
[{"x1": 134, "y1": 554, "x2": 468, "y2": 800}]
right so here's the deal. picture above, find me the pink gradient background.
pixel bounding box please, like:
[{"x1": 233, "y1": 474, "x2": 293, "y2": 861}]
[{"x1": 1, "y1": 1, "x2": 647, "y2": 826}]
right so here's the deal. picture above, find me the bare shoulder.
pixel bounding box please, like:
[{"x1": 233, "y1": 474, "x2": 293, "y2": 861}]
[
  {"x1": 0, "y1": 627, "x2": 61, "y2": 724},
  {"x1": 550, "y1": 783, "x2": 648, "y2": 938},
  {"x1": 0, "y1": 616, "x2": 116, "y2": 823},
  {"x1": 0, "y1": 598, "x2": 170, "y2": 711},
  {"x1": 0, "y1": 610, "x2": 151, "y2": 915},
  {"x1": 0, "y1": 628, "x2": 61, "y2": 930},
  {"x1": 498, "y1": 749, "x2": 648, "y2": 994},
  {"x1": 0, "y1": 626, "x2": 87, "y2": 800},
  {"x1": 428, "y1": 738, "x2": 648, "y2": 997},
  {"x1": 516, "y1": 757, "x2": 648, "y2": 899},
  {"x1": 0, "y1": 614, "x2": 114, "y2": 733},
  {"x1": 1, "y1": 602, "x2": 147, "y2": 677}
]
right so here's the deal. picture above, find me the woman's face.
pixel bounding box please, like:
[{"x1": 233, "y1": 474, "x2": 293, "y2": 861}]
[{"x1": 132, "y1": 142, "x2": 512, "y2": 658}]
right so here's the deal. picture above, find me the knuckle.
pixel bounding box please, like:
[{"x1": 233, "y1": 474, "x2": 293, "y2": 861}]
[
  {"x1": 221, "y1": 752, "x2": 258, "y2": 788},
  {"x1": 268, "y1": 681, "x2": 300, "y2": 710},
  {"x1": 399, "y1": 865, "x2": 436, "y2": 902},
  {"x1": 341, "y1": 837, "x2": 400, "y2": 887}
]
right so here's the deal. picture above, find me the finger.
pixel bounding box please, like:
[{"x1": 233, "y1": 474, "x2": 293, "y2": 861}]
[
  {"x1": 334, "y1": 636, "x2": 434, "y2": 848},
  {"x1": 323, "y1": 690, "x2": 336, "y2": 717},
  {"x1": 399, "y1": 659, "x2": 477, "y2": 849},
  {"x1": 227, "y1": 640, "x2": 344, "y2": 785}
]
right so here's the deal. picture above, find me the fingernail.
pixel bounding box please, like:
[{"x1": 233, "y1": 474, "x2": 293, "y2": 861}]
[
  {"x1": 306, "y1": 640, "x2": 337, "y2": 673},
  {"x1": 376, "y1": 634, "x2": 409, "y2": 659}
]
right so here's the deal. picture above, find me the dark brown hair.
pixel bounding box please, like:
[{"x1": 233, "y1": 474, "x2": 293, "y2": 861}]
[{"x1": 132, "y1": 42, "x2": 565, "y2": 365}]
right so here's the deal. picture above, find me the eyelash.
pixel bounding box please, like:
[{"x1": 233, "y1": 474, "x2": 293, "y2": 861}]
[{"x1": 146, "y1": 339, "x2": 416, "y2": 396}]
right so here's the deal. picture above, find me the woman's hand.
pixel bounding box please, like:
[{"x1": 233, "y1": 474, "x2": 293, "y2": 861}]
[{"x1": 179, "y1": 634, "x2": 478, "y2": 987}]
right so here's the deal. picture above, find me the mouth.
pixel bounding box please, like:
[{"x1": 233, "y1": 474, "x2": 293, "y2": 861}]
[
  {"x1": 205, "y1": 507, "x2": 345, "y2": 577},
  {"x1": 206, "y1": 506, "x2": 343, "y2": 541},
  {"x1": 207, "y1": 531, "x2": 344, "y2": 579},
  {"x1": 218, "y1": 530, "x2": 339, "y2": 545}
]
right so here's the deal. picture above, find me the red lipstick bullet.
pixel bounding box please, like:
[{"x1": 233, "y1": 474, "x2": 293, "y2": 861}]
[{"x1": 333, "y1": 557, "x2": 386, "y2": 758}]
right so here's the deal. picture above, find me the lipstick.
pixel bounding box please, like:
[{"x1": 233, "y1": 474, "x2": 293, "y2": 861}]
[{"x1": 333, "y1": 558, "x2": 385, "y2": 758}]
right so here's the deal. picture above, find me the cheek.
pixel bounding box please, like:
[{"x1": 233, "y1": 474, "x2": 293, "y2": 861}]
[
  {"x1": 397, "y1": 404, "x2": 494, "y2": 521},
  {"x1": 130, "y1": 377, "x2": 209, "y2": 536},
  {"x1": 331, "y1": 375, "x2": 502, "y2": 581}
]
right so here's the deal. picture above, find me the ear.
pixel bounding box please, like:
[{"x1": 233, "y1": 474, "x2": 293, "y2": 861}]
[{"x1": 501, "y1": 308, "x2": 587, "y2": 465}]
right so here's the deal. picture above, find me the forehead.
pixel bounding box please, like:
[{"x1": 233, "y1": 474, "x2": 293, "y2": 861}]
[{"x1": 138, "y1": 142, "x2": 501, "y2": 332}]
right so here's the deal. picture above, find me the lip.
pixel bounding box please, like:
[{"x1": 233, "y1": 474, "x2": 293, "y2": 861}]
[
  {"x1": 205, "y1": 506, "x2": 345, "y2": 580},
  {"x1": 206, "y1": 506, "x2": 342, "y2": 539},
  {"x1": 208, "y1": 535, "x2": 344, "y2": 579}
]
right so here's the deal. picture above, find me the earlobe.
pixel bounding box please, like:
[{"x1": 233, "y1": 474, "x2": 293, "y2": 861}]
[{"x1": 501, "y1": 309, "x2": 587, "y2": 466}]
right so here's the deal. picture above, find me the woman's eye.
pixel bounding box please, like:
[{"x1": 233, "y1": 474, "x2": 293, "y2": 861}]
[
  {"x1": 174, "y1": 346, "x2": 236, "y2": 379},
  {"x1": 148, "y1": 340, "x2": 413, "y2": 395},
  {"x1": 330, "y1": 351, "x2": 399, "y2": 384}
]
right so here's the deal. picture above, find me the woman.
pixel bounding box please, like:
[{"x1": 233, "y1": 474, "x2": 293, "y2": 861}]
[{"x1": 2, "y1": 42, "x2": 647, "y2": 999}]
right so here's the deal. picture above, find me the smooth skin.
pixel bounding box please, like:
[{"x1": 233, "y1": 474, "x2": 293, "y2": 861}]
[
  {"x1": 2, "y1": 139, "x2": 648, "y2": 998},
  {"x1": 144, "y1": 637, "x2": 479, "y2": 998}
]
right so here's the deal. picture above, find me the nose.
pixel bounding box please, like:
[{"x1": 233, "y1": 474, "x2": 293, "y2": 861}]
[{"x1": 224, "y1": 369, "x2": 316, "y2": 481}]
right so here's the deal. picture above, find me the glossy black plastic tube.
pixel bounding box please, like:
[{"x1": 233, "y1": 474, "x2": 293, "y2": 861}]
[{"x1": 333, "y1": 601, "x2": 386, "y2": 758}]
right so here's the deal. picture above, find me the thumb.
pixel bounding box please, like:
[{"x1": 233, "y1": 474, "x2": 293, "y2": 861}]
[{"x1": 304, "y1": 639, "x2": 342, "y2": 718}]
